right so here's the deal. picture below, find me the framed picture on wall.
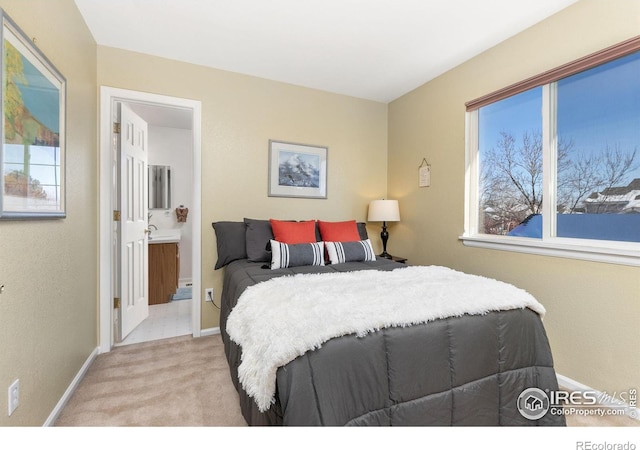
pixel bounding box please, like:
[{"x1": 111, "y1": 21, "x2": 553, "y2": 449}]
[
  {"x1": 0, "y1": 9, "x2": 66, "y2": 219},
  {"x1": 268, "y1": 140, "x2": 328, "y2": 199}
]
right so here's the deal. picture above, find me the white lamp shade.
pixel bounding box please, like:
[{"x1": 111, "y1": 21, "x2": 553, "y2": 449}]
[{"x1": 368, "y1": 199, "x2": 400, "y2": 222}]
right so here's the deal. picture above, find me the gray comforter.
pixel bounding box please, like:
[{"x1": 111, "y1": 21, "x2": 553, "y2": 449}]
[{"x1": 219, "y1": 259, "x2": 565, "y2": 426}]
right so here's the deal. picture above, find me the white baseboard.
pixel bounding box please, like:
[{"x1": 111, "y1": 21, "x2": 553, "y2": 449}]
[
  {"x1": 200, "y1": 326, "x2": 220, "y2": 336},
  {"x1": 557, "y1": 373, "x2": 639, "y2": 421},
  {"x1": 43, "y1": 346, "x2": 100, "y2": 426}
]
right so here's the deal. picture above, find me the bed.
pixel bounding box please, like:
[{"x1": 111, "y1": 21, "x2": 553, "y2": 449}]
[{"x1": 213, "y1": 218, "x2": 565, "y2": 426}]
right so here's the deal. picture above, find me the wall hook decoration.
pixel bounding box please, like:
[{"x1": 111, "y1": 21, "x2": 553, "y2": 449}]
[
  {"x1": 419, "y1": 158, "x2": 431, "y2": 187},
  {"x1": 176, "y1": 205, "x2": 189, "y2": 223}
]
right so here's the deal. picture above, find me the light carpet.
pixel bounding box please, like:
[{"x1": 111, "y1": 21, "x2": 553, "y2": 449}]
[{"x1": 54, "y1": 334, "x2": 246, "y2": 426}]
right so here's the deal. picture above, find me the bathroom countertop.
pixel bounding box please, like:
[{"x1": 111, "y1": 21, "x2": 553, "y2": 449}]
[{"x1": 148, "y1": 229, "x2": 181, "y2": 244}]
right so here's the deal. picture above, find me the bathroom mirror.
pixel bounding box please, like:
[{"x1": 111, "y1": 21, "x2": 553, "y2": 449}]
[{"x1": 148, "y1": 165, "x2": 171, "y2": 209}]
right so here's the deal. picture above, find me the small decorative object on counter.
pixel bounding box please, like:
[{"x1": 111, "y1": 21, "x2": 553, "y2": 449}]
[{"x1": 176, "y1": 205, "x2": 189, "y2": 223}]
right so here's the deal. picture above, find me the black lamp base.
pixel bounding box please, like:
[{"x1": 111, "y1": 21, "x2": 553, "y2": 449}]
[{"x1": 379, "y1": 221, "x2": 392, "y2": 259}]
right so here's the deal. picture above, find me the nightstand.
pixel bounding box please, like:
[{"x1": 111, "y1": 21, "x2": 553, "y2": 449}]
[{"x1": 390, "y1": 256, "x2": 407, "y2": 264}]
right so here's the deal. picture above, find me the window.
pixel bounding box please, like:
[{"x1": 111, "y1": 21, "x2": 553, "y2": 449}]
[
  {"x1": 556, "y1": 54, "x2": 640, "y2": 240},
  {"x1": 463, "y1": 37, "x2": 640, "y2": 266},
  {"x1": 3, "y1": 144, "x2": 62, "y2": 209},
  {"x1": 478, "y1": 87, "x2": 543, "y2": 237}
]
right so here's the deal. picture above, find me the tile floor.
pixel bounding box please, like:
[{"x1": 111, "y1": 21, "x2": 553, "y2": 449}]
[{"x1": 118, "y1": 298, "x2": 192, "y2": 346}]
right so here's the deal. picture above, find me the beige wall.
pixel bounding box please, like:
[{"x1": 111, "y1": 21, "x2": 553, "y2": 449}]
[
  {"x1": 97, "y1": 47, "x2": 389, "y2": 330},
  {"x1": 0, "y1": 0, "x2": 97, "y2": 426},
  {"x1": 388, "y1": 0, "x2": 640, "y2": 394},
  {"x1": 2, "y1": 0, "x2": 636, "y2": 427}
]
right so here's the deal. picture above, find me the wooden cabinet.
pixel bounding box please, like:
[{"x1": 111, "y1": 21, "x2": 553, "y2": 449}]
[{"x1": 149, "y1": 242, "x2": 180, "y2": 305}]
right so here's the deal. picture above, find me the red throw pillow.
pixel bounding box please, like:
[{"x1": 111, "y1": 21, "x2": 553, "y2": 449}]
[
  {"x1": 270, "y1": 219, "x2": 317, "y2": 244},
  {"x1": 318, "y1": 220, "x2": 360, "y2": 242}
]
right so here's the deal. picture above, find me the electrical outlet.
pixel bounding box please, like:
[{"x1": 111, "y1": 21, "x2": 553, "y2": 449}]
[
  {"x1": 8, "y1": 379, "x2": 19, "y2": 416},
  {"x1": 205, "y1": 288, "x2": 214, "y2": 302}
]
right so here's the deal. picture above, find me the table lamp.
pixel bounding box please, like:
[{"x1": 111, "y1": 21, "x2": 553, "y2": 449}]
[{"x1": 367, "y1": 199, "x2": 400, "y2": 258}]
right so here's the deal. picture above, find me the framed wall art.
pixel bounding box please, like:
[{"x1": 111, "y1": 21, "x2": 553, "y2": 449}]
[
  {"x1": 0, "y1": 9, "x2": 66, "y2": 219},
  {"x1": 268, "y1": 140, "x2": 327, "y2": 199}
]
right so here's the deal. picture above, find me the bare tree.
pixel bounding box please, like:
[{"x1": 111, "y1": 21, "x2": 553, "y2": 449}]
[
  {"x1": 481, "y1": 130, "x2": 547, "y2": 233},
  {"x1": 480, "y1": 129, "x2": 637, "y2": 235},
  {"x1": 557, "y1": 152, "x2": 604, "y2": 213},
  {"x1": 602, "y1": 144, "x2": 638, "y2": 190},
  {"x1": 482, "y1": 131, "x2": 542, "y2": 210}
]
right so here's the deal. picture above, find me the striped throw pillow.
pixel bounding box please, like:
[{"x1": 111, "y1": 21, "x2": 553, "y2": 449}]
[
  {"x1": 325, "y1": 239, "x2": 376, "y2": 264},
  {"x1": 270, "y1": 240, "x2": 325, "y2": 269}
]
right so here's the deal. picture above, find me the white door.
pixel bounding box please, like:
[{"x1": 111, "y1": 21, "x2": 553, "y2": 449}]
[{"x1": 120, "y1": 103, "x2": 149, "y2": 338}]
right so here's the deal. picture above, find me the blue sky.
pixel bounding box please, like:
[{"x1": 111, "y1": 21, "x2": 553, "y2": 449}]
[
  {"x1": 479, "y1": 50, "x2": 640, "y2": 183},
  {"x1": 18, "y1": 53, "x2": 60, "y2": 134}
]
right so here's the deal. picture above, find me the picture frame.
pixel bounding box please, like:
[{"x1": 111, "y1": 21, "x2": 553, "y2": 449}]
[
  {"x1": 268, "y1": 140, "x2": 327, "y2": 199},
  {"x1": 0, "y1": 9, "x2": 66, "y2": 219}
]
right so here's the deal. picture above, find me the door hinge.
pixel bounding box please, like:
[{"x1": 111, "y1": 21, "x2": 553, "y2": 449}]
[
  {"x1": 114, "y1": 297, "x2": 121, "y2": 309},
  {"x1": 113, "y1": 210, "x2": 121, "y2": 221},
  {"x1": 113, "y1": 122, "x2": 121, "y2": 134}
]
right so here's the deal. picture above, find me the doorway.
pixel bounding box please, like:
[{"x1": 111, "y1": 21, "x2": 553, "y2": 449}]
[{"x1": 99, "y1": 87, "x2": 202, "y2": 353}]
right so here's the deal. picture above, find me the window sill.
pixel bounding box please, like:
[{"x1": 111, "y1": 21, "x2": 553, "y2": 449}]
[{"x1": 459, "y1": 234, "x2": 640, "y2": 267}]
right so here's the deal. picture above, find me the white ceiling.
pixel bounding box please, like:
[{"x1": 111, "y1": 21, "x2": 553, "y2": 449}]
[
  {"x1": 127, "y1": 102, "x2": 194, "y2": 130},
  {"x1": 75, "y1": 0, "x2": 578, "y2": 104}
]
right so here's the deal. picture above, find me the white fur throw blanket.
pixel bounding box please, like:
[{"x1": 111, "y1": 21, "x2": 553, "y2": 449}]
[{"x1": 226, "y1": 265, "x2": 546, "y2": 412}]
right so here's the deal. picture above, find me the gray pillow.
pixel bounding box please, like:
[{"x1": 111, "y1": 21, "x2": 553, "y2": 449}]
[
  {"x1": 270, "y1": 240, "x2": 325, "y2": 269},
  {"x1": 212, "y1": 221, "x2": 247, "y2": 269},
  {"x1": 244, "y1": 218, "x2": 274, "y2": 262},
  {"x1": 357, "y1": 222, "x2": 369, "y2": 240},
  {"x1": 325, "y1": 239, "x2": 376, "y2": 264}
]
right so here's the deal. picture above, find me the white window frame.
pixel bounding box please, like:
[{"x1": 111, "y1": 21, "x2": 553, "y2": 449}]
[{"x1": 462, "y1": 79, "x2": 640, "y2": 267}]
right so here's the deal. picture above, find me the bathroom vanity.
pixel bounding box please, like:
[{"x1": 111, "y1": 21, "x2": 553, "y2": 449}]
[{"x1": 148, "y1": 230, "x2": 180, "y2": 305}]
